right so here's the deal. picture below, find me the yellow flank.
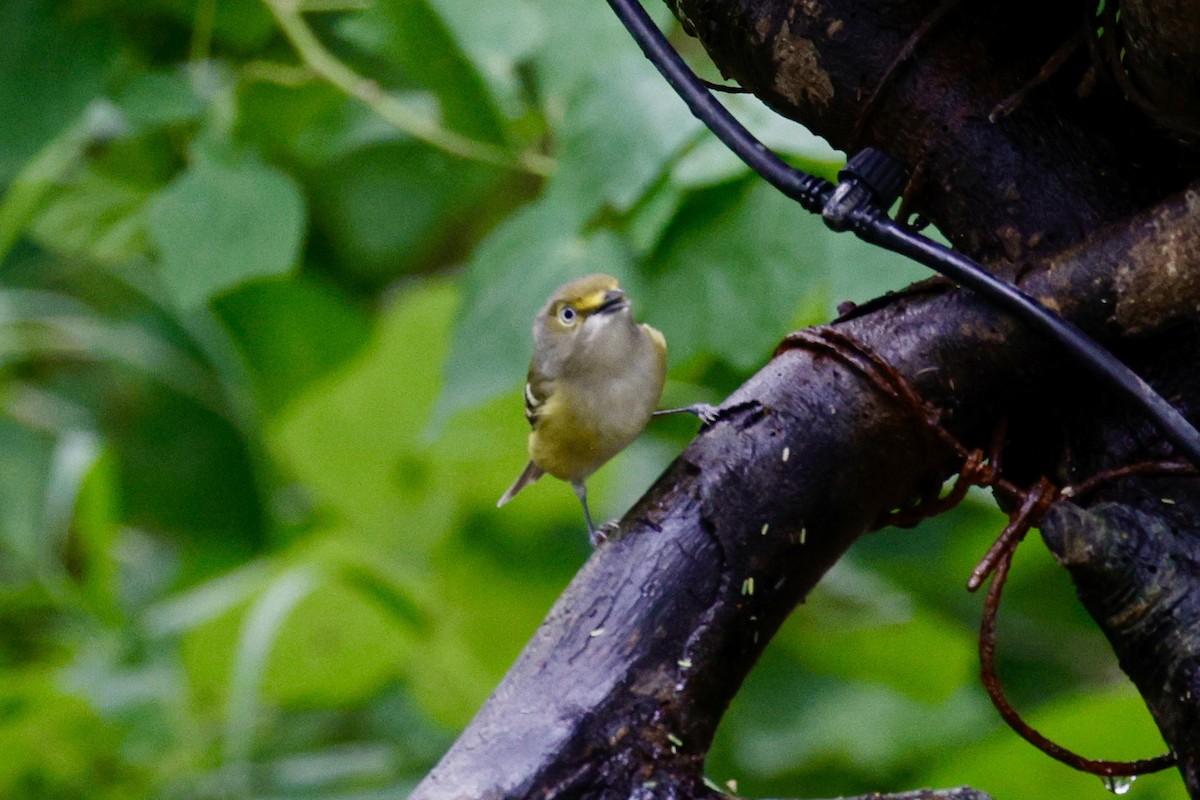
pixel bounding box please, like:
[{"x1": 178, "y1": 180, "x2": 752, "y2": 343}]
[
  {"x1": 528, "y1": 386, "x2": 603, "y2": 482},
  {"x1": 643, "y1": 324, "x2": 667, "y2": 365}
]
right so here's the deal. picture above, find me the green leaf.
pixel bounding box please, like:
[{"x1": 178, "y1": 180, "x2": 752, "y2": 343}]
[
  {"x1": 213, "y1": 276, "x2": 371, "y2": 414},
  {"x1": 311, "y1": 141, "x2": 501, "y2": 283},
  {"x1": 715, "y1": 645, "x2": 992, "y2": 789},
  {"x1": 234, "y1": 80, "x2": 404, "y2": 168},
  {"x1": 206, "y1": 0, "x2": 277, "y2": 51},
  {"x1": 0, "y1": 117, "x2": 96, "y2": 266},
  {"x1": 781, "y1": 572, "x2": 978, "y2": 704},
  {"x1": 340, "y1": 0, "x2": 509, "y2": 145},
  {"x1": 437, "y1": 200, "x2": 635, "y2": 422},
  {"x1": 827, "y1": 229, "x2": 931, "y2": 316},
  {"x1": 335, "y1": 556, "x2": 430, "y2": 634},
  {"x1": 225, "y1": 567, "x2": 321, "y2": 766},
  {"x1": 29, "y1": 164, "x2": 154, "y2": 264},
  {"x1": 672, "y1": 94, "x2": 843, "y2": 189},
  {"x1": 0, "y1": 2, "x2": 117, "y2": 184},
  {"x1": 0, "y1": 288, "x2": 224, "y2": 413},
  {"x1": 257, "y1": 571, "x2": 418, "y2": 707},
  {"x1": 255, "y1": 741, "x2": 396, "y2": 794},
  {"x1": 105, "y1": 381, "x2": 268, "y2": 573},
  {"x1": 0, "y1": 673, "x2": 150, "y2": 800},
  {"x1": 920, "y1": 685, "x2": 1184, "y2": 800},
  {"x1": 642, "y1": 178, "x2": 831, "y2": 370},
  {"x1": 623, "y1": 178, "x2": 686, "y2": 256},
  {"x1": 430, "y1": 0, "x2": 544, "y2": 117},
  {"x1": 543, "y1": 56, "x2": 702, "y2": 218},
  {"x1": 42, "y1": 429, "x2": 105, "y2": 574},
  {"x1": 116, "y1": 0, "x2": 275, "y2": 51},
  {"x1": 147, "y1": 154, "x2": 307, "y2": 308},
  {"x1": 0, "y1": 419, "x2": 55, "y2": 569},
  {"x1": 144, "y1": 561, "x2": 273, "y2": 637},
  {"x1": 271, "y1": 281, "x2": 463, "y2": 555},
  {"x1": 72, "y1": 446, "x2": 123, "y2": 622},
  {"x1": 114, "y1": 69, "x2": 205, "y2": 130},
  {"x1": 529, "y1": 0, "x2": 677, "y2": 104}
]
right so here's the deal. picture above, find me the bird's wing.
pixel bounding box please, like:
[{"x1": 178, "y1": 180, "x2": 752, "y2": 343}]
[{"x1": 524, "y1": 363, "x2": 553, "y2": 427}]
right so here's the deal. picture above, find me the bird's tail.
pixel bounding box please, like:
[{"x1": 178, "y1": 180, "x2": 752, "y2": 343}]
[{"x1": 497, "y1": 461, "x2": 544, "y2": 507}]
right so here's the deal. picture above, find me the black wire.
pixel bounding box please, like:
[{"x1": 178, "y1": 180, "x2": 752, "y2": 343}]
[
  {"x1": 604, "y1": 0, "x2": 1200, "y2": 468},
  {"x1": 862, "y1": 215, "x2": 1200, "y2": 466},
  {"x1": 605, "y1": 0, "x2": 833, "y2": 213}
]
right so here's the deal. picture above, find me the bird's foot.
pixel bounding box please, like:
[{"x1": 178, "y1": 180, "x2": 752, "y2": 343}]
[
  {"x1": 588, "y1": 519, "x2": 622, "y2": 547},
  {"x1": 654, "y1": 403, "x2": 721, "y2": 426},
  {"x1": 691, "y1": 403, "x2": 720, "y2": 425}
]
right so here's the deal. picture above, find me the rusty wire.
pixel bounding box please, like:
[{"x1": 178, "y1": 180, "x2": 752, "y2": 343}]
[
  {"x1": 977, "y1": 498, "x2": 1176, "y2": 777},
  {"x1": 775, "y1": 325, "x2": 1181, "y2": 778}
]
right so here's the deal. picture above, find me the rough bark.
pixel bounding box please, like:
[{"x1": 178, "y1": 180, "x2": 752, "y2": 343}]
[
  {"x1": 1119, "y1": 0, "x2": 1200, "y2": 137},
  {"x1": 1040, "y1": 325, "x2": 1200, "y2": 791},
  {"x1": 676, "y1": 0, "x2": 1191, "y2": 265},
  {"x1": 413, "y1": 2, "x2": 1200, "y2": 798}
]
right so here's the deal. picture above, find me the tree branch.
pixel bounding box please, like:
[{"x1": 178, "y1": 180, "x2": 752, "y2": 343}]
[
  {"x1": 411, "y1": 176, "x2": 1200, "y2": 797},
  {"x1": 412, "y1": 2, "x2": 1200, "y2": 796}
]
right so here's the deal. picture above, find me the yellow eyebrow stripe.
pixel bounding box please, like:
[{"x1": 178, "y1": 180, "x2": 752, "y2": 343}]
[{"x1": 574, "y1": 290, "x2": 610, "y2": 312}]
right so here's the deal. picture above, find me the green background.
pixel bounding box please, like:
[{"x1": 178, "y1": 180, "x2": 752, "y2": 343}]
[{"x1": 0, "y1": 0, "x2": 1178, "y2": 798}]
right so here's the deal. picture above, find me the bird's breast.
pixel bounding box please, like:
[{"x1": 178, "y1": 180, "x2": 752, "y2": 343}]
[{"x1": 529, "y1": 327, "x2": 666, "y2": 482}]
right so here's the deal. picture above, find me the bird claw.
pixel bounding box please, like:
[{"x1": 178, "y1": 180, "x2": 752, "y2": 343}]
[
  {"x1": 589, "y1": 520, "x2": 622, "y2": 547},
  {"x1": 653, "y1": 403, "x2": 722, "y2": 426},
  {"x1": 692, "y1": 403, "x2": 720, "y2": 426}
]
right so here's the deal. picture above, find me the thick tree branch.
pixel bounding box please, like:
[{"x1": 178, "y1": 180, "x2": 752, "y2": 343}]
[
  {"x1": 413, "y1": 2, "x2": 1200, "y2": 797},
  {"x1": 412, "y1": 179, "x2": 1200, "y2": 798}
]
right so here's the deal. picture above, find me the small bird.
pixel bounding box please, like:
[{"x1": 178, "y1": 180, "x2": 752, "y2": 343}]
[{"x1": 497, "y1": 273, "x2": 713, "y2": 543}]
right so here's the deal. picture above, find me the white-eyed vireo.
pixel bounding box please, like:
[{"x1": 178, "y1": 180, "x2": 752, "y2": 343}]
[{"x1": 497, "y1": 273, "x2": 714, "y2": 543}]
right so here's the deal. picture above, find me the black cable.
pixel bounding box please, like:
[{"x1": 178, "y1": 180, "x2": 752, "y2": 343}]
[
  {"x1": 861, "y1": 211, "x2": 1200, "y2": 466},
  {"x1": 604, "y1": 0, "x2": 1200, "y2": 468},
  {"x1": 605, "y1": 0, "x2": 833, "y2": 213}
]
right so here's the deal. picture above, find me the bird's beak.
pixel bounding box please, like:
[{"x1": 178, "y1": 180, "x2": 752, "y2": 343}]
[{"x1": 594, "y1": 288, "x2": 628, "y2": 315}]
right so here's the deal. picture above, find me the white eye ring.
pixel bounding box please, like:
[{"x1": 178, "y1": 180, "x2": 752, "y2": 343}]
[{"x1": 559, "y1": 305, "x2": 577, "y2": 324}]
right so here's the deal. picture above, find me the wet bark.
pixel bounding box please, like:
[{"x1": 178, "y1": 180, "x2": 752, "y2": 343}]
[{"x1": 412, "y1": 2, "x2": 1200, "y2": 798}]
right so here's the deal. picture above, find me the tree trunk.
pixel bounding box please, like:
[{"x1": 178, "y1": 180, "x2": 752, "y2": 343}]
[{"x1": 411, "y1": 2, "x2": 1200, "y2": 797}]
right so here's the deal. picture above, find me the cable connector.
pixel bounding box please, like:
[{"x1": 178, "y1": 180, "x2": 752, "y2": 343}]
[
  {"x1": 822, "y1": 148, "x2": 908, "y2": 231},
  {"x1": 841, "y1": 148, "x2": 908, "y2": 206}
]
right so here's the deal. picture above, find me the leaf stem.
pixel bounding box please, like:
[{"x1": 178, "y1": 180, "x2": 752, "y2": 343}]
[
  {"x1": 189, "y1": 0, "x2": 216, "y2": 63},
  {"x1": 261, "y1": 0, "x2": 554, "y2": 176}
]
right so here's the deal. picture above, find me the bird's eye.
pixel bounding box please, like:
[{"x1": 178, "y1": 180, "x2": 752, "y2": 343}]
[{"x1": 559, "y1": 305, "x2": 577, "y2": 325}]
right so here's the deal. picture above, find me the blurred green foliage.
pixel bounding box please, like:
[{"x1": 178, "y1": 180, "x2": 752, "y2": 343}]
[{"x1": 0, "y1": 0, "x2": 1181, "y2": 798}]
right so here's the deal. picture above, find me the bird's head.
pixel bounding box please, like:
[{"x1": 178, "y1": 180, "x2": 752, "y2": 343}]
[{"x1": 532, "y1": 273, "x2": 633, "y2": 369}]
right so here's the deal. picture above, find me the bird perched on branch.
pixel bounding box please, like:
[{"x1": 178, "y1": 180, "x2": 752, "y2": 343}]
[{"x1": 497, "y1": 273, "x2": 715, "y2": 544}]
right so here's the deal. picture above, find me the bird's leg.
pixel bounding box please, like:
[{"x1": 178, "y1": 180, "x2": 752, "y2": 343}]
[
  {"x1": 573, "y1": 481, "x2": 599, "y2": 545},
  {"x1": 653, "y1": 404, "x2": 720, "y2": 425},
  {"x1": 572, "y1": 481, "x2": 618, "y2": 547}
]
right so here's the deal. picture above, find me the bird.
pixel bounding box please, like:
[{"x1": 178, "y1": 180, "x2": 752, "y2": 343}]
[{"x1": 497, "y1": 273, "x2": 715, "y2": 544}]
